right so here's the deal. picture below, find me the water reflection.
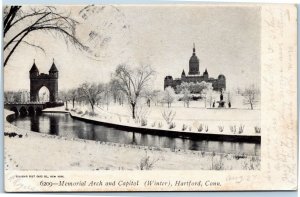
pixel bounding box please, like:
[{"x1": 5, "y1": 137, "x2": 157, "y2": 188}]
[
  {"x1": 49, "y1": 115, "x2": 58, "y2": 135},
  {"x1": 132, "y1": 132, "x2": 137, "y2": 145},
  {"x1": 11, "y1": 113, "x2": 261, "y2": 156},
  {"x1": 30, "y1": 115, "x2": 40, "y2": 133}
]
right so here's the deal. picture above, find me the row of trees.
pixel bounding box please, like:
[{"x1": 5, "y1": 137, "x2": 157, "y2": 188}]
[
  {"x1": 60, "y1": 64, "x2": 156, "y2": 119},
  {"x1": 59, "y1": 65, "x2": 214, "y2": 119},
  {"x1": 4, "y1": 87, "x2": 50, "y2": 103},
  {"x1": 4, "y1": 90, "x2": 29, "y2": 103},
  {"x1": 159, "y1": 82, "x2": 260, "y2": 110}
]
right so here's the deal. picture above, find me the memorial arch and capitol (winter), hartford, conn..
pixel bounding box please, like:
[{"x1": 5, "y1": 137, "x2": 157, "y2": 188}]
[{"x1": 164, "y1": 44, "x2": 226, "y2": 92}]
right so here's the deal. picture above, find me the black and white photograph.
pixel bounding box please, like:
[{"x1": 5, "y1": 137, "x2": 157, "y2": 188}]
[{"x1": 2, "y1": 4, "x2": 297, "y2": 192}]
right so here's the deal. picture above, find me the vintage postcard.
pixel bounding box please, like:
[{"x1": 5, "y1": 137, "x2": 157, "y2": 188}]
[{"x1": 3, "y1": 4, "x2": 297, "y2": 192}]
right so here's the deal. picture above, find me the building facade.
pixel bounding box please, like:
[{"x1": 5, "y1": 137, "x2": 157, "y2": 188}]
[
  {"x1": 29, "y1": 59, "x2": 59, "y2": 102},
  {"x1": 164, "y1": 44, "x2": 226, "y2": 92}
]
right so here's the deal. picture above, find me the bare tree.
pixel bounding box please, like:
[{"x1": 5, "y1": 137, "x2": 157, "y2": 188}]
[
  {"x1": 102, "y1": 84, "x2": 111, "y2": 110},
  {"x1": 207, "y1": 90, "x2": 214, "y2": 108},
  {"x1": 58, "y1": 90, "x2": 70, "y2": 110},
  {"x1": 181, "y1": 88, "x2": 191, "y2": 108},
  {"x1": 4, "y1": 91, "x2": 15, "y2": 103},
  {"x1": 3, "y1": 6, "x2": 87, "y2": 67},
  {"x1": 201, "y1": 82, "x2": 213, "y2": 108},
  {"x1": 142, "y1": 89, "x2": 155, "y2": 107},
  {"x1": 78, "y1": 82, "x2": 104, "y2": 113},
  {"x1": 226, "y1": 90, "x2": 232, "y2": 108},
  {"x1": 151, "y1": 90, "x2": 160, "y2": 106},
  {"x1": 114, "y1": 64, "x2": 155, "y2": 119},
  {"x1": 68, "y1": 88, "x2": 78, "y2": 108},
  {"x1": 4, "y1": 90, "x2": 28, "y2": 103},
  {"x1": 163, "y1": 87, "x2": 176, "y2": 108},
  {"x1": 243, "y1": 85, "x2": 260, "y2": 110},
  {"x1": 109, "y1": 78, "x2": 125, "y2": 105}
]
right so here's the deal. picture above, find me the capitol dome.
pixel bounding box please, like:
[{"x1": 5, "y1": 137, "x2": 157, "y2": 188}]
[
  {"x1": 218, "y1": 74, "x2": 226, "y2": 79},
  {"x1": 188, "y1": 43, "x2": 200, "y2": 75},
  {"x1": 189, "y1": 54, "x2": 199, "y2": 63}
]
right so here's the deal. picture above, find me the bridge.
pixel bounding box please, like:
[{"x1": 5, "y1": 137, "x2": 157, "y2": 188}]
[
  {"x1": 4, "y1": 60, "x2": 64, "y2": 116},
  {"x1": 4, "y1": 102, "x2": 64, "y2": 116}
]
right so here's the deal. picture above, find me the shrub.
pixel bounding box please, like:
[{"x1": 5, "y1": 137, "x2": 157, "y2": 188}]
[
  {"x1": 141, "y1": 118, "x2": 147, "y2": 126},
  {"x1": 212, "y1": 151, "x2": 216, "y2": 157},
  {"x1": 82, "y1": 110, "x2": 89, "y2": 116},
  {"x1": 161, "y1": 109, "x2": 176, "y2": 125},
  {"x1": 139, "y1": 152, "x2": 159, "y2": 170},
  {"x1": 189, "y1": 126, "x2": 192, "y2": 131},
  {"x1": 239, "y1": 124, "x2": 245, "y2": 134},
  {"x1": 158, "y1": 122, "x2": 163, "y2": 128},
  {"x1": 201, "y1": 151, "x2": 205, "y2": 157},
  {"x1": 198, "y1": 124, "x2": 203, "y2": 132},
  {"x1": 254, "y1": 126, "x2": 261, "y2": 134},
  {"x1": 171, "y1": 146, "x2": 176, "y2": 152},
  {"x1": 242, "y1": 156, "x2": 260, "y2": 170},
  {"x1": 88, "y1": 111, "x2": 97, "y2": 116},
  {"x1": 77, "y1": 110, "x2": 83, "y2": 115},
  {"x1": 136, "y1": 106, "x2": 149, "y2": 126},
  {"x1": 230, "y1": 125, "x2": 236, "y2": 134},
  {"x1": 234, "y1": 154, "x2": 247, "y2": 160},
  {"x1": 169, "y1": 122, "x2": 176, "y2": 129},
  {"x1": 182, "y1": 124, "x2": 187, "y2": 131},
  {"x1": 151, "y1": 121, "x2": 156, "y2": 127},
  {"x1": 205, "y1": 125, "x2": 209, "y2": 132},
  {"x1": 218, "y1": 125, "x2": 224, "y2": 132},
  {"x1": 212, "y1": 156, "x2": 225, "y2": 170}
]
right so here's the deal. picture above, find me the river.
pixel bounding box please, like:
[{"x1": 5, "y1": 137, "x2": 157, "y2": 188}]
[{"x1": 11, "y1": 113, "x2": 260, "y2": 156}]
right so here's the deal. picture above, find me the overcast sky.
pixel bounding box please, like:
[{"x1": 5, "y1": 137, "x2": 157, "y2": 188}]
[{"x1": 4, "y1": 5, "x2": 261, "y2": 92}]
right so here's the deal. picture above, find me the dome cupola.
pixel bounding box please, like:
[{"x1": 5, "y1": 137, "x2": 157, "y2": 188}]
[
  {"x1": 29, "y1": 59, "x2": 39, "y2": 78},
  {"x1": 188, "y1": 43, "x2": 200, "y2": 75}
]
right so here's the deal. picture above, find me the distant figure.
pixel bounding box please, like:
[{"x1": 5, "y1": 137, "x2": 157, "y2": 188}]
[
  {"x1": 228, "y1": 102, "x2": 231, "y2": 108},
  {"x1": 218, "y1": 91, "x2": 225, "y2": 108},
  {"x1": 212, "y1": 101, "x2": 215, "y2": 108},
  {"x1": 147, "y1": 98, "x2": 151, "y2": 107}
]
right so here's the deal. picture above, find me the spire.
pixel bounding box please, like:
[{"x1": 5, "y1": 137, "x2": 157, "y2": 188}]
[
  {"x1": 204, "y1": 68, "x2": 208, "y2": 74},
  {"x1": 29, "y1": 59, "x2": 39, "y2": 73},
  {"x1": 193, "y1": 43, "x2": 195, "y2": 55},
  {"x1": 181, "y1": 69, "x2": 186, "y2": 76},
  {"x1": 49, "y1": 58, "x2": 58, "y2": 72}
]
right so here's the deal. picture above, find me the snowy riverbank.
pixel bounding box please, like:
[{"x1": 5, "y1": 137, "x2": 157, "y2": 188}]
[
  {"x1": 4, "y1": 109, "x2": 260, "y2": 170},
  {"x1": 43, "y1": 105, "x2": 261, "y2": 143}
]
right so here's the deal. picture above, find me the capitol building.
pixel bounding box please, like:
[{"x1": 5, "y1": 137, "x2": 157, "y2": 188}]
[{"x1": 164, "y1": 44, "x2": 226, "y2": 92}]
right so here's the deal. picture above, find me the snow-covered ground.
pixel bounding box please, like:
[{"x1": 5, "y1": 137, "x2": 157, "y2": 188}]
[
  {"x1": 51, "y1": 96, "x2": 260, "y2": 137},
  {"x1": 4, "y1": 109, "x2": 260, "y2": 170}
]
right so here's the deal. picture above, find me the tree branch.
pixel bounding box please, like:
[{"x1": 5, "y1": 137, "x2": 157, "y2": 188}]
[
  {"x1": 4, "y1": 11, "x2": 51, "y2": 51},
  {"x1": 21, "y1": 40, "x2": 46, "y2": 53},
  {"x1": 4, "y1": 6, "x2": 21, "y2": 36},
  {"x1": 4, "y1": 31, "x2": 29, "y2": 66}
]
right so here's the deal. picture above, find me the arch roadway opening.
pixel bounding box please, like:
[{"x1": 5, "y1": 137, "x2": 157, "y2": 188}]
[
  {"x1": 38, "y1": 86, "x2": 50, "y2": 102},
  {"x1": 19, "y1": 106, "x2": 28, "y2": 116},
  {"x1": 10, "y1": 107, "x2": 19, "y2": 116}
]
